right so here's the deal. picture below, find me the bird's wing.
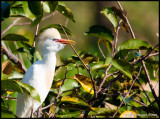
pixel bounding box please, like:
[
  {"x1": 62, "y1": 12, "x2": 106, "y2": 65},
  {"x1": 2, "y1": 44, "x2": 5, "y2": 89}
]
[{"x1": 16, "y1": 61, "x2": 42, "y2": 117}]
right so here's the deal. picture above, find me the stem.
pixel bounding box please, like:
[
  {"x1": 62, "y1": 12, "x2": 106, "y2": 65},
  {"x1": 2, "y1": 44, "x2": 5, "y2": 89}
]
[
  {"x1": 112, "y1": 67, "x2": 142, "y2": 118},
  {"x1": 60, "y1": 24, "x2": 97, "y2": 98},
  {"x1": 97, "y1": 40, "x2": 106, "y2": 59}
]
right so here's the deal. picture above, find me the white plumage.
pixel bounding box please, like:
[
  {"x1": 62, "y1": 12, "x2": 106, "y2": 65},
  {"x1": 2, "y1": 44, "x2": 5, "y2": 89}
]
[{"x1": 16, "y1": 28, "x2": 74, "y2": 117}]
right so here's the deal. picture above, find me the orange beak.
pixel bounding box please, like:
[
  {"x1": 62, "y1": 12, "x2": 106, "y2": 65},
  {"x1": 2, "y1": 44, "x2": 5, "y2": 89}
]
[{"x1": 55, "y1": 39, "x2": 75, "y2": 45}]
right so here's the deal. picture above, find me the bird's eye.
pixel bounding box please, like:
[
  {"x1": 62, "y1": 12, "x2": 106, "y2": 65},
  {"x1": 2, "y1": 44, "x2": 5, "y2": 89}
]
[{"x1": 53, "y1": 38, "x2": 58, "y2": 41}]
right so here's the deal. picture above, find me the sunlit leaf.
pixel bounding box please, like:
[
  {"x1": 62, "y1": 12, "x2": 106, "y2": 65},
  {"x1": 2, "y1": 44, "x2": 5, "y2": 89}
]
[
  {"x1": 89, "y1": 107, "x2": 116, "y2": 116},
  {"x1": 61, "y1": 95, "x2": 88, "y2": 106},
  {"x1": 2, "y1": 34, "x2": 29, "y2": 42},
  {"x1": 22, "y1": 1, "x2": 36, "y2": 20},
  {"x1": 40, "y1": 24, "x2": 73, "y2": 36},
  {"x1": 73, "y1": 74, "x2": 94, "y2": 94},
  {"x1": 43, "y1": 1, "x2": 58, "y2": 13},
  {"x1": 118, "y1": 39, "x2": 152, "y2": 51},
  {"x1": 84, "y1": 25, "x2": 114, "y2": 41},
  {"x1": 119, "y1": 111, "x2": 137, "y2": 118},
  {"x1": 101, "y1": 7, "x2": 118, "y2": 28},
  {"x1": 91, "y1": 61, "x2": 108, "y2": 71},
  {"x1": 57, "y1": 1, "x2": 75, "y2": 22},
  {"x1": 112, "y1": 59, "x2": 133, "y2": 79}
]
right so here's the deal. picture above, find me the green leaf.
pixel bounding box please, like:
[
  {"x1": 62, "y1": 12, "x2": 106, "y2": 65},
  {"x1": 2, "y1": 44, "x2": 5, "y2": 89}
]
[
  {"x1": 89, "y1": 107, "x2": 116, "y2": 116},
  {"x1": 22, "y1": 1, "x2": 36, "y2": 20},
  {"x1": 16, "y1": 81, "x2": 41, "y2": 103},
  {"x1": 31, "y1": 10, "x2": 43, "y2": 26},
  {"x1": 10, "y1": 7, "x2": 25, "y2": 16},
  {"x1": 40, "y1": 24, "x2": 73, "y2": 36},
  {"x1": 1, "y1": 80, "x2": 23, "y2": 93},
  {"x1": 120, "y1": 95, "x2": 133, "y2": 104},
  {"x1": 84, "y1": 25, "x2": 114, "y2": 41},
  {"x1": 91, "y1": 61, "x2": 108, "y2": 71},
  {"x1": 1, "y1": 80, "x2": 41, "y2": 103},
  {"x1": 57, "y1": 111, "x2": 81, "y2": 118},
  {"x1": 56, "y1": 1, "x2": 75, "y2": 22},
  {"x1": 2, "y1": 34, "x2": 29, "y2": 42},
  {"x1": 101, "y1": 7, "x2": 118, "y2": 28},
  {"x1": 43, "y1": 1, "x2": 58, "y2": 13},
  {"x1": 112, "y1": 59, "x2": 133, "y2": 79},
  {"x1": 61, "y1": 95, "x2": 89, "y2": 106},
  {"x1": 99, "y1": 38, "x2": 112, "y2": 53},
  {"x1": 1, "y1": 106, "x2": 16, "y2": 118},
  {"x1": 118, "y1": 39, "x2": 152, "y2": 51},
  {"x1": 11, "y1": 1, "x2": 23, "y2": 7},
  {"x1": 28, "y1": 1, "x2": 42, "y2": 17}
]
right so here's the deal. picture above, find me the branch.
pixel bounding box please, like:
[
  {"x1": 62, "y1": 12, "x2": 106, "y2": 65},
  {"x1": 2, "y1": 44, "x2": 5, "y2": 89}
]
[
  {"x1": 1, "y1": 42, "x2": 27, "y2": 73},
  {"x1": 117, "y1": 1, "x2": 136, "y2": 39},
  {"x1": 112, "y1": 66, "x2": 142, "y2": 118},
  {"x1": 97, "y1": 40, "x2": 106, "y2": 59},
  {"x1": 60, "y1": 24, "x2": 97, "y2": 98},
  {"x1": 141, "y1": 61, "x2": 159, "y2": 107},
  {"x1": 1, "y1": 18, "x2": 21, "y2": 36},
  {"x1": 41, "y1": 69, "x2": 67, "y2": 110}
]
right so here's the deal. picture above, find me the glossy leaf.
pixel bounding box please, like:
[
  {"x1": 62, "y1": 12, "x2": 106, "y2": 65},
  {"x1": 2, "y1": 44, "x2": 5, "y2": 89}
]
[
  {"x1": 10, "y1": 7, "x2": 25, "y2": 16},
  {"x1": 40, "y1": 24, "x2": 73, "y2": 36},
  {"x1": 22, "y1": 1, "x2": 36, "y2": 20},
  {"x1": 73, "y1": 74, "x2": 94, "y2": 94},
  {"x1": 89, "y1": 107, "x2": 116, "y2": 116},
  {"x1": 112, "y1": 59, "x2": 133, "y2": 79},
  {"x1": 16, "y1": 81, "x2": 41, "y2": 103},
  {"x1": 1, "y1": 80, "x2": 41, "y2": 103},
  {"x1": 118, "y1": 39, "x2": 152, "y2": 51},
  {"x1": 2, "y1": 34, "x2": 29, "y2": 42},
  {"x1": 91, "y1": 61, "x2": 108, "y2": 71},
  {"x1": 57, "y1": 1, "x2": 75, "y2": 22},
  {"x1": 84, "y1": 25, "x2": 114, "y2": 41},
  {"x1": 28, "y1": 1, "x2": 42, "y2": 17},
  {"x1": 61, "y1": 95, "x2": 88, "y2": 106},
  {"x1": 43, "y1": 1, "x2": 58, "y2": 13},
  {"x1": 101, "y1": 7, "x2": 118, "y2": 28},
  {"x1": 1, "y1": 80, "x2": 23, "y2": 93}
]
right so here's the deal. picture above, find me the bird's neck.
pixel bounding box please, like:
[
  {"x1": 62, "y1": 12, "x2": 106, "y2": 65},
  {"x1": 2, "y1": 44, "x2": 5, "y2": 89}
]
[{"x1": 42, "y1": 52, "x2": 56, "y2": 71}]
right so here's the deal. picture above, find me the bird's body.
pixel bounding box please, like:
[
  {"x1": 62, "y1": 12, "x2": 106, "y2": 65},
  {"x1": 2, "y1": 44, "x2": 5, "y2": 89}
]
[{"x1": 16, "y1": 28, "x2": 74, "y2": 117}]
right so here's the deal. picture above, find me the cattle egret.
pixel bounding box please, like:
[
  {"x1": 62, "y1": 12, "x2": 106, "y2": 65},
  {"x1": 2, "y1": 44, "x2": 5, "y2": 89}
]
[{"x1": 16, "y1": 28, "x2": 74, "y2": 118}]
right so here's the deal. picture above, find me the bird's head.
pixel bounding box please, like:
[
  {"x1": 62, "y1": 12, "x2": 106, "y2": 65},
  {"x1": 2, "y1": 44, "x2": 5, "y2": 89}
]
[{"x1": 36, "y1": 28, "x2": 74, "y2": 55}]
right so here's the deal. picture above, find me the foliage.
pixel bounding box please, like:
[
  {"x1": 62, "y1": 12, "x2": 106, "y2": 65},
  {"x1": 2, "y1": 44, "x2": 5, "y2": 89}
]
[{"x1": 1, "y1": 1, "x2": 159, "y2": 118}]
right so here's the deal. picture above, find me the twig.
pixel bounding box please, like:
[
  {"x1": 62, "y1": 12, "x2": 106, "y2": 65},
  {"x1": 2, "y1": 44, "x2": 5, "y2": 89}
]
[
  {"x1": 1, "y1": 42, "x2": 27, "y2": 72},
  {"x1": 136, "y1": 78, "x2": 152, "y2": 104},
  {"x1": 97, "y1": 40, "x2": 106, "y2": 59},
  {"x1": 1, "y1": 96, "x2": 17, "y2": 100},
  {"x1": 117, "y1": 1, "x2": 135, "y2": 39},
  {"x1": 112, "y1": 67, "x2": 142, "y2": 118},
  {"x1": 141, "y1": 61, "x2": 159, "y2": 107},
  {"x1": 133, "y1": 44, "x2": 159, "y2": 65},
  {"x1": 133, "y1": 99, "x2": 148, "y2": 107},
  {"x1": 97, "y1": 63, "x2": 112, "y2": 93},
  {"x1": 1, "y1": 18, "x2": 21, "y2": 36},
  {"x1": 41, "y1": 69, "x2": 67, "y2": 111},
  {"x1": 60, "y1": 24, "x2": 97, "y2": 98}
]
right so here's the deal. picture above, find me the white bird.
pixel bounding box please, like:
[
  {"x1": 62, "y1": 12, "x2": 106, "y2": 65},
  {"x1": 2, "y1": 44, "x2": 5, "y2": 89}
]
[{"x1": 16, "y1": 28, "x2": 74, "y2": 118}]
